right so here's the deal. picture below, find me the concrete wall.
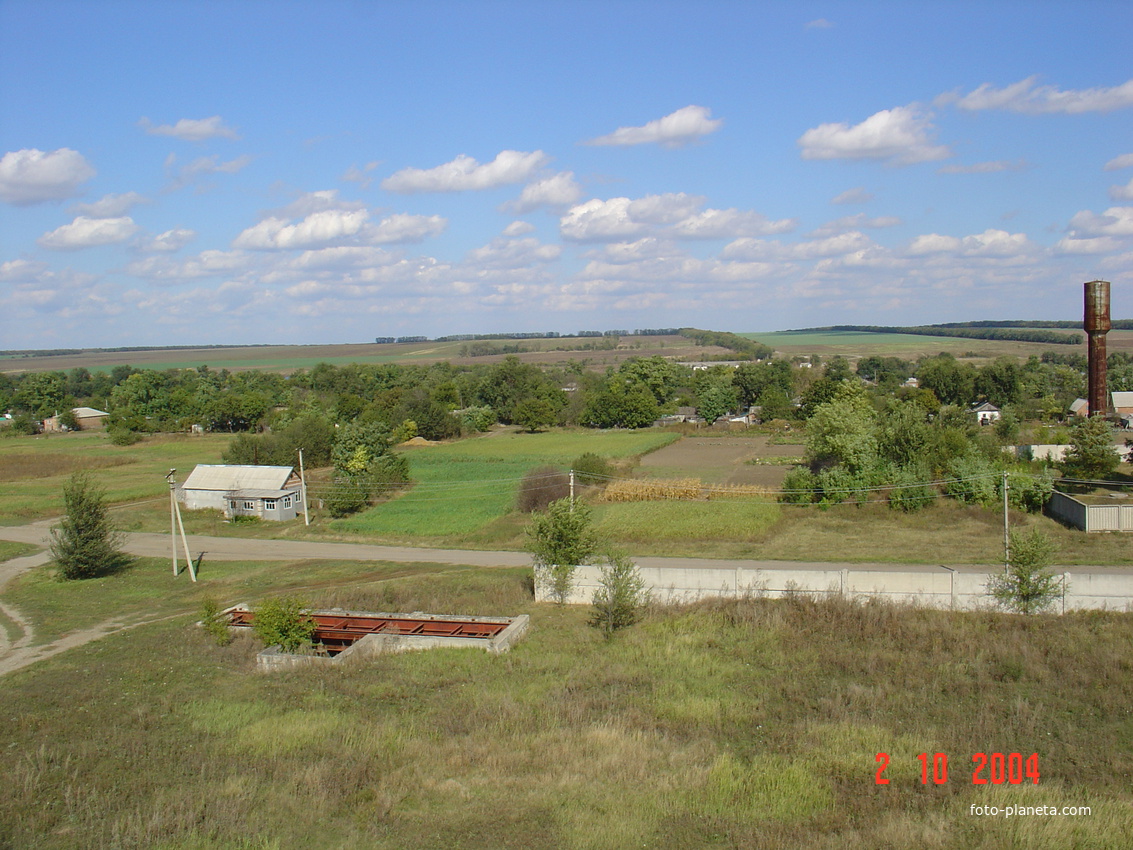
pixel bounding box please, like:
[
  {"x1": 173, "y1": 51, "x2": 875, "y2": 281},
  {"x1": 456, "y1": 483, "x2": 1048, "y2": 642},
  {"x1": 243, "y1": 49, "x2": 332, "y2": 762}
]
[{"x1": 537, "y1": 563, "x2": 1133, "y2": 612}]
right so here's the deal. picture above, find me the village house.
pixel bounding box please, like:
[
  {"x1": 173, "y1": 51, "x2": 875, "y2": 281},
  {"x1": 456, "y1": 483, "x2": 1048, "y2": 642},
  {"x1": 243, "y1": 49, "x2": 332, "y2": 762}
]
[
  {"x1": 971, "y1": 402, "x2": 1001, "y2": 425},
  {"x1": 177, "y1": 464, "x2": 304, "y2": 521}
]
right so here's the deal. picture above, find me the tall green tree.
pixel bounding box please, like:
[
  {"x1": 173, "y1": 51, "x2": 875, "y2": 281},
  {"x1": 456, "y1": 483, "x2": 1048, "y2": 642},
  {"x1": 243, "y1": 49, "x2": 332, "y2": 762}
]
[{"x1": 49, "y1": 472, "x2": 131, "y2": 580}]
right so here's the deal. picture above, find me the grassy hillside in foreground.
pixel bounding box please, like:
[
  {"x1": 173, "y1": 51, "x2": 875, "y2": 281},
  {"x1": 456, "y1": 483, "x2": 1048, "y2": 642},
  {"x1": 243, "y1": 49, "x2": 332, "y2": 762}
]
[{"x1": 1, "y1": 558, "x2": 1130, "y2": 849}]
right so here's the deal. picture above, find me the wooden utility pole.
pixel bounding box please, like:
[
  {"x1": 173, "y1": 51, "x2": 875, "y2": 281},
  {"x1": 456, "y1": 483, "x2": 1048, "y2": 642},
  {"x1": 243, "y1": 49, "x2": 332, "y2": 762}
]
[
  {"x1": 298, "y1": 448, "x2": 310, "y2": 526},
  {"x1": 166, "y1": 469, "x2": 196, "y2": 581}
]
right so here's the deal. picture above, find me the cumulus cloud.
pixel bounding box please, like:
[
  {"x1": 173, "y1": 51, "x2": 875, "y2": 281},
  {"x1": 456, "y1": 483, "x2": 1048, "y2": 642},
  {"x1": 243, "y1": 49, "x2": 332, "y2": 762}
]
[
  {"x1": 906, "y1": 229, "x2": 1033, "y2": 257},
  {"x1": 1110, "y1": 177, "x2": 1133, "y2": 201},
  {"x1": 503, "y1": 220, "x2": 535, "y2": 237},
  {"x1": 38, "y1": 216, "x2": 139, "y2": 250},
  {"x1": 0, "y1": 148, "x2": 96, "y2": 205},
  {"x1": 233, "y1": 209, "x2": 370, "y2": 250},
  {"x1": 584, "y1": 105, "x2": 723, "y2": 148},
  {"x1": 70, "y1": 191, "x2": 148, "y2": 218},
  {"x1": 125, "y1": 249, "x2": 251, "y2": 283},
  {"x1": 504, "y1": 171, "x2": 583, "y2": 213},
  {"x1": 270, "y1": 190, "x2": 365, "y2": 219},
  {"x1": 138, "y1": 228, "x2": 197, "y2": 252},
  {"x1": 950, "y1": 76, "x2": 1133, "y2": 114},
  {"x1": 139, "y1": 115, "x2": 240, "y2": 140},
  {"x1": 722, "y1": 232, "x2": 876, "y2": 262},
  {"x1": 560, "y1": 193, "x2": 794, "y2": 242},
  {"x1": 831, "y1": 187, "x2": 873, "y2": 205},
  {"x1": 1104, "y1": 153, "x2": 1133, "y2": 171},
  {"x1": 798, "y1": 106, "x2": 952, "y2": 165},
  {"x1": 381, "y1": 150, "x2": 548, "y2": 193},
  {"x1": 1066, "y1": 206, "x2": 1133, "y2": 238},
  {"x1": 938, "y1": 160, "x2": 1029, "y2": 175},
  {"x1": 365, "y1": 213, "x2": 447, "y2": 244},
  {"x1": 467, "y1": 236, "x2": 561, "y2": 269}
]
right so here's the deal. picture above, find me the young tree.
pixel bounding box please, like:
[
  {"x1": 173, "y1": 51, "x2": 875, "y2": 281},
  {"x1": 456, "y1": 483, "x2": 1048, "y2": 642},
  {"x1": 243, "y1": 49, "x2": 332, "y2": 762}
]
[
  {"x1": 526, "y1": 498, "x2": 599, "y2": 604},
  {"x1": 589, "y1": 552, "x2": 649, "y2": 638},
  {"x1": 987, "y1": 528, "x2": 1063, "y2": 615},
  {"x1": 252, "y1": 595, "x2": 316, "y2": 652},
  {"x1": 49, "y1": 471, "x2": 131, "y2": 580},
  {"x1": 1061, "y1": 416, "x2": 1120, "y2": 480}
]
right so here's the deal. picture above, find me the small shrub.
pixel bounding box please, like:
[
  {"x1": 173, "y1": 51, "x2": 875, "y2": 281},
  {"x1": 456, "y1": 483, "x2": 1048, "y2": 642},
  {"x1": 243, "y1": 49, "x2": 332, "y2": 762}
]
[
  {"x1": 779, "y1": 467, "x2": 817, "y2": 505},
  {"x1": 571, "y1": 452, "x2": 613, "y2": 484},
  {"x1": 107, "y1": 427, "x2": 142, "y2": 446},
  {"x1": 516, "y1": 466, "x2": 570, "y2": 513},
  {"x1": 590, "y1": 552, "x2": 649, "y2": 638},
  {"x1": 252, "y1": 595, "x2": 316, "y2": 652},
  {"x1": 199, "y1": 597, "x2": 233, "y2": 646},
  {"x1": 527, "y1": 498, "x2": 599, "y2": 605},
  {"x1": 987, "y1": 528, "x2": 1063, "y2": 615}
]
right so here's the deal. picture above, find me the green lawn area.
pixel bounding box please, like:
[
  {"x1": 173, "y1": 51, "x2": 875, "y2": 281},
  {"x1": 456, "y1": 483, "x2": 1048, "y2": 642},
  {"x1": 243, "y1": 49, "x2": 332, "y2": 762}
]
[
  {"x1": 331, "y1": 429, "x2": 678, "y2": 541},
  {"x1": 1, "y1": 557, "x2": 1130, "y2": 849}
]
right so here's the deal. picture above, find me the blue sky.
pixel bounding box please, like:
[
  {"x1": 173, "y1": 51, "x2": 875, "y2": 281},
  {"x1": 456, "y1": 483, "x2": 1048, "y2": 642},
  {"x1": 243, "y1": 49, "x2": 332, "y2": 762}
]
[{"x1": 1, "y1": 0, "x2": 1131, "y2": 348}]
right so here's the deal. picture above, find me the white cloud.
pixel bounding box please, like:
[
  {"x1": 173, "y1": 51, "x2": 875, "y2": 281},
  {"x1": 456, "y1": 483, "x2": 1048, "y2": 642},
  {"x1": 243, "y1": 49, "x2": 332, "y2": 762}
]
[
  {"x1": 467, "y1": 236, "x2": 561, "y2": 269},
  {"x1": 1104, "y1": 153, "x2": 1133, "y2": 171},
  {"x1": 560, "y1": 194, "x2": 795, "y2": 242},
  {"x1": 584, "y1": 105, "x2": 723, "y2": 148},
  {"x1": 951, "y1": 76, "x2": 1133, "y2": 114},
  {"x1": 906, "y1": 229, "x2": 1033, "y2": 258},
  {"x1": 798, "y1": 106, "x2": 952, "y2": 165},
  {"x1": 504, "y1": 171, "x2": 583, "y2": 212},
  {"x1": 938, "y1": 160, "x2": 1028, "y2": 175},
  {"x1": 805, "y1": 18, "x2": 834, "y2": 29},
  {"x1": 271, "y1": 190, "x2": 365, "y2": 219},
  {"x1": 139, "y1": 228, "x2": 197, "y2": 252},
  {"x1": 1110, "y1": 177, "x2": 1133, "y2": 202},
  {"x1": 560, "y1": 198, "x2": 646, "y2": 242},
  {"x1": 831, "y1": 187, "x2": 873, "y2": 205},
  {"x1": 1066, "y1": 206, "x2": 1133, "y2": 237},
  {"x1": 233, "y1": 209, "x2": 370, "y2": 250},
  {"x1": 341, "y1": 161, "x2": 379, "y2": 188},
  {"x1": 125, "y1": 249, "x2": 251, "y2": 283},
  {"x1": 722, "y1": 232, "x2": 875, "y2": 262},
  {"x1": 382, "y1": 150, "x2": 548, "y2": 193},
  {"x1": 165, "y1": 154, "x2": 253, "y2": 191},
  {"x1": 139, "y1": 115, "x2": 240, "y2": 140},
  {"x1": 38, "y1": 216, "x2": 139, "y2": 250},
  {"x1": 365, "y1": 213, "x2": 447, "y2": 244},
  {"x1": 809, "y1": 214, "x2": 901, "y2": 238},
  {"x1": 70, "y1": 191, "x2": 148, "y2": 217},
  {"x1": 0, "y1": 148, "x2": 96, "y2": 205},
  {"x1": 503, "y1": 221, "x2": 535, "y2": 237}
]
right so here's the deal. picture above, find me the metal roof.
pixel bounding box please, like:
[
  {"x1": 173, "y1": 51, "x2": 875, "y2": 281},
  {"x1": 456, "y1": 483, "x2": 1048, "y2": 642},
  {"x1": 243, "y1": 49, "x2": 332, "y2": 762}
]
[
  {"x1": 182, "y1": 464, "x2": 296, "y2": 492},
  {"x1": 1112, "y1": 392, "x2": 1133, "y2": 408},
  {"x1": 72, "y1": 407, "x2": 108, "y2": 418},
  {"x1": 228, "y1": 489, "x2": 295, "y2": 499}
]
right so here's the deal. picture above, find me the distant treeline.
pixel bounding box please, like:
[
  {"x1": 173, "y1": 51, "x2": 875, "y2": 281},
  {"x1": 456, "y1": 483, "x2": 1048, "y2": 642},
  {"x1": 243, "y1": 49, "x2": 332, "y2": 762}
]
[
  {"x1": 0, "y1": 344, "x2": 266, "y2": 358},
  {"x1": 377, "y1": 329, "x2": 680, "y2": 345},
  {"x1": 794, "y1": 324, "x2": 1085, "y2": 345},
  {"x1": 679, "y1": 328, "x2": 774, "y2": 360}
]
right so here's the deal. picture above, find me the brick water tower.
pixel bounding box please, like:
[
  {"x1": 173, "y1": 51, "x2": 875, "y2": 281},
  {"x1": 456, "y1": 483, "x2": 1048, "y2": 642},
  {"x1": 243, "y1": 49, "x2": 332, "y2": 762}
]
[{"x1": 1084, "y1": 279, "x2": 1111, "y2": 417}]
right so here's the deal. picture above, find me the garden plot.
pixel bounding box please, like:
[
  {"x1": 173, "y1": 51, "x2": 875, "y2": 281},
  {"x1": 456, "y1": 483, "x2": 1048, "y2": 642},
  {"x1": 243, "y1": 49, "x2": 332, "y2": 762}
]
[{"x1": 637, "y1": 436, "x2": 804, "y2": 488}]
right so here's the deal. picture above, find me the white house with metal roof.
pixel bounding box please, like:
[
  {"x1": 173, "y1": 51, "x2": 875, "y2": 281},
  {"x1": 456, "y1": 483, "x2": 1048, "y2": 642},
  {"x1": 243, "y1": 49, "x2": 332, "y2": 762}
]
[{"x1": 178, "y1": 464, "x2": 304, "y2": 521}]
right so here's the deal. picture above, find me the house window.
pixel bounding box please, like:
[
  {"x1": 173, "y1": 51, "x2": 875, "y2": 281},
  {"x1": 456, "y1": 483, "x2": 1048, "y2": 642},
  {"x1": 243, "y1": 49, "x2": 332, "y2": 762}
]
[
  {"x1": 243, "y1": 501, "x2": 255, "y2": 510},
  {"x1": 264, "y1": 499, "x2": 277, "y2": 510},
  {"x1": 282, "y1": 496, "x2": 292, "y2": 508},
  {"x1": 294, "y1": 490, "x2": 302, "y2": 503},
  {"x1": 229, "y1": 501, "x2": 237, "y2": 510}
]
